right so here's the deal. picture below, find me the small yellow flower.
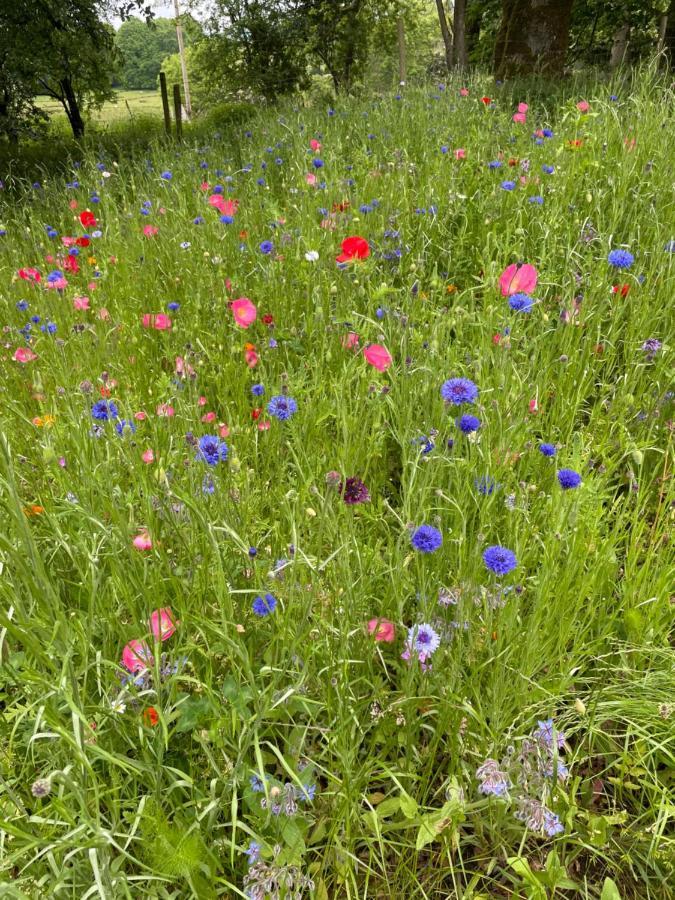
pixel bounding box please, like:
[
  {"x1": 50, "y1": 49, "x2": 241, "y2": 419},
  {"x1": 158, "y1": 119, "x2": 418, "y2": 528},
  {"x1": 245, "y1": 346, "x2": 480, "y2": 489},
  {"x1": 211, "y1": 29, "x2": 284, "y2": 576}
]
[{"x1": 87, "y1": 256, "x2": 97, "y2": 265}]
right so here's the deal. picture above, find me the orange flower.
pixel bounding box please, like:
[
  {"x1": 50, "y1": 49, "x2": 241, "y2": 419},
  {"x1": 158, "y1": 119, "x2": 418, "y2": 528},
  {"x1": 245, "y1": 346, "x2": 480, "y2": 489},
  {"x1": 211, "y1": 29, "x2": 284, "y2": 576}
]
[
  {"x1": 142, "y1": 706, "x2": 159, "y2": 727},
  {"x1": 446, "y1": 284, "x2": 457, "y2": 294},
  {"x1": 239, "y1": 230, "x2": 248, "y2": 239},
  {"x1": 23, "y1": 504, "x2": 45, "y2": 517}
]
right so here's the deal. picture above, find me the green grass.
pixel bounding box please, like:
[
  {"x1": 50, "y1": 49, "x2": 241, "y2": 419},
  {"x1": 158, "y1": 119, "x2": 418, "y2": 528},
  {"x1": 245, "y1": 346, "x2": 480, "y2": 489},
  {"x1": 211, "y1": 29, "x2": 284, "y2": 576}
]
[
  {"x1": 36, "y1": 89, "x2": 163, "y2": 123},
  {"x1": 0, "y1": 67, "x2": 673, "y2": 899}
]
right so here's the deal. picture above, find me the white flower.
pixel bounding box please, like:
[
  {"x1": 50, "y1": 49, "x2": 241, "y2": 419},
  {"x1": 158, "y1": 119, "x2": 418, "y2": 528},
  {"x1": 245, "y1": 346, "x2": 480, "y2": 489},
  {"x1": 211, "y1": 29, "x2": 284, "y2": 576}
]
[
  {"x1": 110, "y1": 696, "x2": 127, "y2": 714},
  {"x1": 101, "y1": 171, "x2": 112, "y2": 179},
  {"x1": 305, "y1": 250, "x2": 319, "y2": 262}
]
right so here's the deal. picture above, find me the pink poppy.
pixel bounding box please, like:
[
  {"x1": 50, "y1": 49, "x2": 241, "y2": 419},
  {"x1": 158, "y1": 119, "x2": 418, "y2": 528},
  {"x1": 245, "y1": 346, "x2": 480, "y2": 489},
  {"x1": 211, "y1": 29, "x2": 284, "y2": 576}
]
[
  {"x1": 517, "y1": 102, "x2": 528, "y2": 113},
  {"x1": 231, "y1": 297, "x2": 257, "y2": 328},
  {"x1": 73, "y1": 295, "x2": 90, "y2": 311},
  {"x1": 576, "y1": 100, "x2": 589, "y2": 113},
  {"x1": 310, "y1": 139, "x2": 321, "y2": 151},
  {"x1": 209, "y1": 194, "x2": 225, "y2": 212},
  {"x1": 200, "y1": 181, "x2": 210, "y2": 191},
  {"x1": 219, "y1": 423, "x2": 230, "y2": 438},
  {"x1": 176, "y1": 356, "x2": 196, "y2": 378},
  {"x1": 197, "y1": 395, "x2": 207, "y2": 406},
  {"x1": 148, "y1": 607, "x2": 176, "y2": 641},
  {"x1": 367, "y1": 618, "x2": 396, "y2": 643},
  {"x1": 121, "y1": 639, "x2": 153, "y2": 673},
  {"x1": 156, "y1": 404, "x2": 175, "y2": 417},
  {"x1": 69, "y1": 199, "x2": 78, "y2": 210},
  {"x1": 141, "y1": 313, "x2": 172, "y2": 331},
  {"x1": 258, "y1": 420, "x2": 271, "y2": 431},
  {"x1": 454, "y1": 148, "x2": 466, "y2": 160},
  {"x1": 245, "y1": 348, "x2": 258, "y2": 367},
  {"x1": 459, "y1": 88, "x2": 469, "y2": 97},
  {"x1": 499, "y1": 263, "x2": 538, "y2": 297},
  {"x1": 134, "y1": 411, "x2": 147, "y2": 421},
  {"x1": 46, "y1": 274, "x2": 68, "y2": 290},
  {"x1": 336, "y1": 235, "x2": 370, "y2": 263},
  {"x1": 221, "y1": 199, "x2": 238, "y2": 217},
  {"x1": 98, "y1": 308, "x2": 110, "y2": 321},
  {"x1": 512, "y1": 112, "x2": 527, "y2": 124},
  {"x1": 132, "y1": 532, "x2": 152, "y2": 551},
  {"x1": 342, "y1": 331, "x2": 360, "y2": 350},
  {"x1": 529, "y1": 398, "x2": 539, "y2": 414},
  {"x1": 201, "y1": 411, "x2": 216, "y2": 423},
  {"x1": 143, "y1": 225, "x2": 158, "y2": 237},
  {"x1": 363, "y1": 344, "x2": 392, "y2": 372},
  {"x1": 62, "y1": 236, "x2": 76, "y2": 247},
  {"x1": 13, "y1": 347, "x2": 37, "y2": 363},
  {"x1": 305, "y1": 172, "x2": 317, "y2": 186},
  {"x1": 142, "y1": 448, "x2": 154, "y2": 464}
]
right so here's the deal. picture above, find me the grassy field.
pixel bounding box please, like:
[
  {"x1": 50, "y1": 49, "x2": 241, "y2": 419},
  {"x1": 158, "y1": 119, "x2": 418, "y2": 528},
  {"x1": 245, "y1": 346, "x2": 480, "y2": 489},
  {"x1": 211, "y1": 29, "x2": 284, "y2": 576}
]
[
  {"x1": 0, "y1": 70, "x2": 673, "y2": 898},
  {"x1": 37, "y1": 89, "x2": 163, "y2": 123}
]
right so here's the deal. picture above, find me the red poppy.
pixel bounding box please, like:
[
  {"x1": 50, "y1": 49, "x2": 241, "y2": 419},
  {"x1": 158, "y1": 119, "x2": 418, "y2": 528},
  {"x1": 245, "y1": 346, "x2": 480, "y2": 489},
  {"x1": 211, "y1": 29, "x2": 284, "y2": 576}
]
[
  {"x1": 251, "y1": 408, "x2": 262, "y2": 420},
  {"x1": 336, "y1": 235, "x2": 370, "y2": 263},
  {"x1": 100, "y1": 386, "x2": 111, "y2": 398},
  {"x1": 76, "y1": 236, "x2": 91, "y2": 248},
  {"x1": 64, "y1": 256, "x2": 79, "y2": 274},
  {"x1": 142, "y1": 706, "x2": 159, "y2": 727},
  {"x1": 611, "y1": 284, "x2": 630, "y2": 297},
  {"x1": 79, "y1": 210, "x2": 97, "y2": 228},
  {"x1": 262, "y1": 314, "x2": 274, "y2": 326},
  {"x1": 481, "y1": 96, "x2": 492, "y2": 105}
]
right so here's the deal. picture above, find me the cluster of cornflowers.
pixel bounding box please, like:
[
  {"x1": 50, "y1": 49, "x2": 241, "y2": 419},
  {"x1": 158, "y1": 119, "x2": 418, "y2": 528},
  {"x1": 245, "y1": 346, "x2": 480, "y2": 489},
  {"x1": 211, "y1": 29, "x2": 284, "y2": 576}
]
[{"x1": 476, "y1": 718, "x2": 569, "y2": 838}]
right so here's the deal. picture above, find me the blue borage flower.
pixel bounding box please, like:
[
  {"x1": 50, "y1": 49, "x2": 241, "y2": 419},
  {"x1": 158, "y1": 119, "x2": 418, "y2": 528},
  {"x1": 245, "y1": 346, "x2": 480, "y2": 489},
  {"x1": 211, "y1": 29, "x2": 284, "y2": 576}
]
[
  {"x1": 483, "y1": 545, "x2": 517, "y2": 575},
  {"x1": 197, "y1": 435, "x2": 229, "y2": 465},
  {"x1": 252, "y1": 593, "x2": 277, "y2": 616},
  {"x1": 557, "y1": 468, "x2": 582, "y2": 489},
  {"x1": 411, "y1": 524, "x2": 443, "y2": 553}
]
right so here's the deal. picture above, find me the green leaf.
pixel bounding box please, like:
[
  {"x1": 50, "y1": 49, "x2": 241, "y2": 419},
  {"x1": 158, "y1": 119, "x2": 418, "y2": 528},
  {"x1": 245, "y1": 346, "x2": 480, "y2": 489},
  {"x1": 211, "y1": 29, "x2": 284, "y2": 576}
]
[
  {"x1": 175, "y1": 696, "x2": 213, "y2": 733},
  {"x1": 375, "y1": 797, "x2": 401, "y2": 819},
  {"x1": 415, "y1": 816, "x2": 438, "y2": 851},
  {"x1": 399, "y1": 793, "x2": 418, "y2": 819},
  {"x1": 601, "y1": 878, "x2": 622, "y2": 900}
]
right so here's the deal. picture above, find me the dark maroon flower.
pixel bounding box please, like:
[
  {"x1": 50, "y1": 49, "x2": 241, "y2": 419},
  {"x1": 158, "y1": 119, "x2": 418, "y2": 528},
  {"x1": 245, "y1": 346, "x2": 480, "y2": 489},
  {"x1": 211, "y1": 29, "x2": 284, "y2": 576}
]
[{"x1": 340, "y1": 476, "x2": 370, "y2": 505}]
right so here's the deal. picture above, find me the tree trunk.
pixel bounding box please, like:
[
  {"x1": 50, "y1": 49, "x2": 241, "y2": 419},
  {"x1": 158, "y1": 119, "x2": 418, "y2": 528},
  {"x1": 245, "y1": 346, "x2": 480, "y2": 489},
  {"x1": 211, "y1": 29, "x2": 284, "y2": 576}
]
[
  {"x1": 493, "y1": 0, "x2": 574, "y2": 78},
  {"x1": 453, "y1": 0, "x2": 468, "y2": 68},
  {"x1": 609, "y1": 22, "x2": 630, "y2": 69},
  {"x1": 435, "y1": 0, "x2": 453, "y2": 71},
  {"x1": 664, "y1": 0, "x2": 675, "y2": 67},
  {"x1": 397, "y1": 16, "x2": 406, "y2": 83},
  {"x1": 60, "y1": 78, "x2": 85, "y2": 139}
]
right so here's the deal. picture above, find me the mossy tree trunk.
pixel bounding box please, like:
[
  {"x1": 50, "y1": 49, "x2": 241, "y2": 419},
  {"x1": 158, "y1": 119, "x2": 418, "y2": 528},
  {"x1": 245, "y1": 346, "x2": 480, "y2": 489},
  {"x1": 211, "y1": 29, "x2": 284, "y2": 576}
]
[{"x1": 493, "y1": 0, "x2": 575, "y2": 78}]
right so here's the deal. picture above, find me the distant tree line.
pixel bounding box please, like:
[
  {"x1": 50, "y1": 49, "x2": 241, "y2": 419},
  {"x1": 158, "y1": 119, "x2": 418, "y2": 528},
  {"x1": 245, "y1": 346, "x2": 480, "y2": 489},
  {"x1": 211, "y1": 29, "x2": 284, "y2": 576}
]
[{"x1": 1, "y1": 0, "x2": 674, "y2": 144}]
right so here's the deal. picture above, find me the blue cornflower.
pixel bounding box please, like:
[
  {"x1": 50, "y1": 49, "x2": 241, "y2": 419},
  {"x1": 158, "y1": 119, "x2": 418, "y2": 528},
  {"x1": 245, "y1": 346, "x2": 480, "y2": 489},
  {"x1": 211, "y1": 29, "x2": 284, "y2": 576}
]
[
  {"x1": 193, "y1": 216, "x2": 204, "y2": 225},
  {"x1": 91, "y1": 400, "x2": 118, "y2": 421},
  {"x1": 115, "y1": 419, "x2": 136, "y2": 436},
  {"x1": 608, "y1": 248, "x2": 634, "y2": 269},
  {"x1": 539, "y1": 443, "x2": 557, "y2": 457},
  {"x1": 213, "y1": 184, "x2": 224, "y2": 193},
  {"x1": 256, "y1": 177, "x2": 266, "y2": 186},
  {"x1": 220, "y1": 215, "x2": 234, "y2": 225},
  {"x1": 557, "y1": 468, "x2": 582, "y2": 489},
  {"x1": 312, "y1": 158, "x2": 324, "y2": 169},
  {"x1": 440, "y1": 145, "x2": 448, "y2": 154},
  {"x1": 488, "y1": 160, "x2": 503, "y2": 169},
  {"x1": 197, "y1": 435, "x2": 229, "y2": 465},
  {"x1": 167, "y1": 302, "x2": 180, "y2": 311},
  {"x1": 46, "y1": 270, "x2": 65, "y2": 284},
  {"x1": 664, "y1": 240, "x2": 675, "y2": 253},
  {"x1": 508, "y1": 293, "x2": 534, "y2": 312},
  {"x1": 251, "y1": 384, "x2": 265, "y2": 396},
  {"x1": 528, "y1": 195, "x2": 544, "y2": 205},
  {"x1": 483, "y1": 545, "x2": 517, "y2": 576},
  {"x1": 259, "y1": 240, "x2": 274, "y2": 255},
  {"x1": 542, "y1": 164, "x2": 555, "y2": 174},
  {"x1": 248, "y1": 546, "x2": 257, "y2": 557},
  {"x1": 202, "y1": 475, "x2": 215, "y2": 495},
  {"x1": 457, "y1": 414, "x2": 481, "y2": 434},
  {"x1": 160, "y1": 171, "x2": 172, "y2": 181},
  {"x1": 501, "y1": 180, "x2": 516, "y2": 191},
  {"x1": 542, "y1": 128, "x2": 554, "y2": 137},
  {"x1": 411, "y1": 525, "x2": 443, "y2": 553},
  {"x1": 267, "y1": 395, "x2": 297, "y2": 420},
  {"x1": 16, "y1": 300, "x2": 28, "y2": 311},
  {"x1": 252, "y1": 593, "x2": 277, "y2": 616},
  {"x1": 441, "y1": 377, "x2": 478, "y2": 405},
  {"x1": 408, "y1": 623, "x2": 441, "y2": 656}
]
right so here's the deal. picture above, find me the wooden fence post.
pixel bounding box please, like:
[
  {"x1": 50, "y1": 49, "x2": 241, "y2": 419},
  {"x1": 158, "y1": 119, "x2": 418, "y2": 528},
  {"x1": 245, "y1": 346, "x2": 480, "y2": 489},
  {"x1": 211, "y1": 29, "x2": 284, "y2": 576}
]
[
  {"x1": 173, "y1": 83, "x2": 183, "y2": 140},
  {"x1": 159, "y1": 72, "x2": 171, "y2": 136}
]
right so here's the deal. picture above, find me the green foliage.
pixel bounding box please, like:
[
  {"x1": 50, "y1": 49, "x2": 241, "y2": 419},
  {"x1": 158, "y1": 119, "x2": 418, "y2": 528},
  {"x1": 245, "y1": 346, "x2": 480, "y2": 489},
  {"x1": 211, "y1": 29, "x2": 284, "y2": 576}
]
[{"x1": 115, "y1": 17, "x2": 200, "y2": 91}]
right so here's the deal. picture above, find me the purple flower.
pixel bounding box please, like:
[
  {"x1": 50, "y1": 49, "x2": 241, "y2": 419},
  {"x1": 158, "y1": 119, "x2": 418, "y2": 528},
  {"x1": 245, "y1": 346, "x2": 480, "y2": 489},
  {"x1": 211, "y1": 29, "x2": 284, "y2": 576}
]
[
  {"x1": 457, "y1": 414, "x2": 481, "y2": 434},
  {"x1": 267, "y1": 395, "x2": 298, "y2": 420},
  {"x1": 252, "y1": 593, "x2": 277, "y2": 616},
  {"x1": 197, "y1": 435, "x2": 229, "y2": 465},
  {"x1": 642, "y1": 338, "x2": 661, "y2": 359},
  {"x1": 340, "y1": 476, "x2": 370, "y2": 505},
  {"x1": 508, "y1": 293, "x2": 534, "y2": 312},
  {"x1": 408, "y1": 623, "x2": 441, "y2": 656},
  {"x1": 539, "y1": 443, "x2": 556, "y2": 457},
  {"x1": 476, "y1": 759, "x2": 510, "y2": 797}
]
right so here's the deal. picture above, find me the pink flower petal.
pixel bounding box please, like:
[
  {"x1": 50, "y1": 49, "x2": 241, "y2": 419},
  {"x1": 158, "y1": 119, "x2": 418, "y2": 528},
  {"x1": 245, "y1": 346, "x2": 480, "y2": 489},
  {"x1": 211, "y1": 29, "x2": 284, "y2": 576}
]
[
  {"x1": 148, "y1": 608, "x2": 176, "y2": 641},
  {"x1": 231, "y1": 297, "x2": 257, "y2": 328},
  {"x1": 367, "y1": 618, "x2": 396, "y2": 643},
  {"x1": 13, "y1": 347, "x2": 37, "y2": 363},
  {"x1": 499, "y1": 263, "x2": 538, "y2": 297},
  {"x1": 122, "y1": 639, "x2": 153, "y2": 672},
  {"x1": 363, "y1": 344, "x2": 392, "y2": 372}
]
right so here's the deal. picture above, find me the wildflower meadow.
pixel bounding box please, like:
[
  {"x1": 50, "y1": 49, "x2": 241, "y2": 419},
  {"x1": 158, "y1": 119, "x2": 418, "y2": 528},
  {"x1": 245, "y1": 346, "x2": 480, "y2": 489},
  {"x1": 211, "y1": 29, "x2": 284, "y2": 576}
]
[{"x1": 0, "y1": 70, "x2": 673, "y2": 899}]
